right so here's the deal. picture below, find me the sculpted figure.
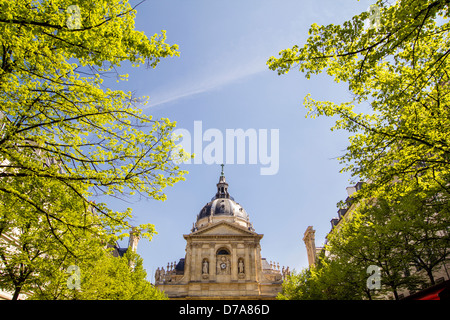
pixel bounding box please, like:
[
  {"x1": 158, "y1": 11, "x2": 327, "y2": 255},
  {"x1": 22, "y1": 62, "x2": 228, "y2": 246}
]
[
  {"x1": 238, "y1": 259, "x2": 244, "y2": 274},
  {"x1": 202, "y1": 259, "x2": 209, "y2": 274}
]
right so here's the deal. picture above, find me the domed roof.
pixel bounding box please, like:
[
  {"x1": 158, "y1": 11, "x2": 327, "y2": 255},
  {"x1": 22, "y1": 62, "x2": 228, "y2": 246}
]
[
  {"x1": 196, "y1": 166, "x2": 249, "y2": 222},
  {"x1": 198, "y1": 197, "x2": 249, "y2": 221}
]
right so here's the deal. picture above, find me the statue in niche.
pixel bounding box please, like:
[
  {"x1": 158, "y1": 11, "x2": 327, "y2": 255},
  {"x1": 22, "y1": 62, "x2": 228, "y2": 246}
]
[
  {"x1": 238, "y1": 259, "x2": 245, "y2": 274},
  {"x1": 202, "y1": 259, "x2": 209, "y2": 274}
]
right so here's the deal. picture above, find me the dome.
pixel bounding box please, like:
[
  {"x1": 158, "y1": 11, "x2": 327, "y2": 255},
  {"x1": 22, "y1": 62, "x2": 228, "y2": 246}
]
[
  {"x1": 198, "y1": 197, "x2": 249, "y2": 221},
  {"x1": 193, "y1": 166, "x2": 253, "y2": 231}
]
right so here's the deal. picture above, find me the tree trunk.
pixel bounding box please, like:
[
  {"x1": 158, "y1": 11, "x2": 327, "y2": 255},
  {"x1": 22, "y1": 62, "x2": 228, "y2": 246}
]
[
  {"x1": 12, "y1": 286, "x2": 22, "y2": 300},
  {"x1": 426, "y1": 269, "x2": 435, "y2": 286},
  {"x1": 392, "y1": 288, "x2": 399, "y2": 300}
]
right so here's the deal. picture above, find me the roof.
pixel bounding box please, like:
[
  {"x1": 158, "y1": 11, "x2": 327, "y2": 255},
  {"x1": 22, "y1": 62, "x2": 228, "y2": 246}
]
[
  {"x1": 108, "y1": 243, "x2": 128, "y2": 258},
  {"x1": 198, "y1": 198, "x2": 249, "y2": 221},
  {"x1": 196, "y1": 171, "x2": 249, "y2": 222}
]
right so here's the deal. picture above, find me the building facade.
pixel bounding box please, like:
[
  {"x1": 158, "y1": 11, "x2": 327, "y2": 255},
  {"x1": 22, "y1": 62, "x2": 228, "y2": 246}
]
[{"x1": 155, "y1": 169, "x2": 286, "y2": 299}]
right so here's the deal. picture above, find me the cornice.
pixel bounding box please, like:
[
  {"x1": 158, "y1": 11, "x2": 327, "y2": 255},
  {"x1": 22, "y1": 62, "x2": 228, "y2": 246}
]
[{"x1": 183, "y1": 220, "x2": 263, "y2": 240}]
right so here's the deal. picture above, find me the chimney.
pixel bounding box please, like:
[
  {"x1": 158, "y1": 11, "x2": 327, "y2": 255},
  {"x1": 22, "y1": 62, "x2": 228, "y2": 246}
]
[{"x1": 346, "y1": 186, "x2": 356, "y2": 196}]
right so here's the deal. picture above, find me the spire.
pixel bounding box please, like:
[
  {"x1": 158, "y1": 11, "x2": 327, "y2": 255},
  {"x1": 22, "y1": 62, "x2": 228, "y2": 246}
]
[
  {"x1": 219, "y1": 163, "x2": 226, "y2": 183},
  {"x1": 215, "y1": 164, "x2": 229, "y2": 198}
]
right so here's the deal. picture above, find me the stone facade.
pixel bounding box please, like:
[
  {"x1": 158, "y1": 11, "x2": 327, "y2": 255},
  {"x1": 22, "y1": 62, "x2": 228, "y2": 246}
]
[
  {"x1": 303, "y1": 226, "x2": 317, "y2": 267},
  {"x1": 155, "y1": 169, "x2": 285, "y2": 299}
]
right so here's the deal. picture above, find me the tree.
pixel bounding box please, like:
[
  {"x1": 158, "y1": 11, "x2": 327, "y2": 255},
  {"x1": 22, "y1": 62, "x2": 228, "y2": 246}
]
[
  {"x1": 0, "y1": 175, "x2": 105, "y2": 299},
  {"x1": 0, "y1": 174, "x2": 159, "y2": 299},
  {"x1": 0, "y1": 0, "x2": 186, "y2": 237},
  {"x1": 0, "y1": 177, "x2": 165, "y2": 300},
  {"x1": 29, "y1": 248, "x2": 167, "y2": 300},
  {"x1": 382, "y1": 184, "x2": 450, "y2": 286},
  {"x1": 277, "y1": 268, "x2": 322, "y2": 300},
  {"x1": 326, "y1": 183, "x2": 450, "y2": 299},
  {"x1": 279, "y1": 182, "x2": 449, "y2": 300},
  {"x1": 268, "y1": 0, "x2": 450, "y2": 299},
  {"x1": 267, "y1": 0, "x2": 450, "y2": 201},
  {"x1": 277, "y1": 258, "x2": 369, "y2": 300},
  {"x1": 0, "y1": 0, "x2": 188, "y2": 299},
  {"x1": 317, "y1": 254, "x2": 371, "y2": 300},
  {"x1": 327, "y1": 201, "x2": 416, "y2": 300}
]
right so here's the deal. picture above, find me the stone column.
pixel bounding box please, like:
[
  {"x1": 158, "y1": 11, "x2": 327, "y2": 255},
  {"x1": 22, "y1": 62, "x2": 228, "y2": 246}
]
[
  {"x1": 254, "y1": 243, "x2": 262, "y2": 282},
  {"x1": 231, "y1": 243, "x2": 238, "y2": 280},
  {"x1": 244, "y1": 242, "x2": 251, "y2": 281},
  {"x1": 303, "y1": 226, "x2": 317, "y2": 267},
  {"x1": 128, "y1": 227, "x2": 140, "y2": 253},
  {"x1": 209, "y1": 243, "x2": 216, "y2": 281},
  {"x1": 249, "y1": 242, "x2": 258, "y2": 282},
  {"x1": 183, "y1": 241, "x2": 192, "y2": 283},
  {"x1": 194, "y1": 242, "x2": 202, "y2": 281}
]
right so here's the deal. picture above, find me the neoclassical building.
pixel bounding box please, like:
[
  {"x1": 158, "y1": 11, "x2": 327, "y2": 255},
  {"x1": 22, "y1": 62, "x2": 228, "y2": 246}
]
[{"x1": 155, "y1": 168, "x2": 287, "y2": 299}]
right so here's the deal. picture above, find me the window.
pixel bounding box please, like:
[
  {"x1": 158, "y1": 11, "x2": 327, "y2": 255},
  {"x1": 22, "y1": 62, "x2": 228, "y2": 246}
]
[{"x1": 217, "y1": 248, "x2": 230, "y2": 255}]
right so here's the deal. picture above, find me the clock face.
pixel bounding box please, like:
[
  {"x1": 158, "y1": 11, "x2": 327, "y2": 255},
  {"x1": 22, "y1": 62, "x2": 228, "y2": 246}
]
[{"x1": 220, "y1": 263, "x2": 227, "y2": 269}]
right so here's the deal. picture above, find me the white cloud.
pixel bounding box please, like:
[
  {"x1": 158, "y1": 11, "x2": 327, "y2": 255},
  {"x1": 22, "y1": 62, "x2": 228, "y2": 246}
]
[{"x1": 144, "y1": 56, "x2": 268, "y2": 108}]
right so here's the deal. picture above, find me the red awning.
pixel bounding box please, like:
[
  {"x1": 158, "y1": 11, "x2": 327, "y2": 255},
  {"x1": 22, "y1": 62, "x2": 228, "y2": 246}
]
[{"x1": 417, "y1": 288, "x2": 445, "y2": 300}]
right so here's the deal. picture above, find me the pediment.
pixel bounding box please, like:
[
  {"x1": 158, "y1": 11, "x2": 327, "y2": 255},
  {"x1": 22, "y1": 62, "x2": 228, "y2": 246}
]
[{"x1": 188, "y1": 221, "x2": 259, "y2": 237}]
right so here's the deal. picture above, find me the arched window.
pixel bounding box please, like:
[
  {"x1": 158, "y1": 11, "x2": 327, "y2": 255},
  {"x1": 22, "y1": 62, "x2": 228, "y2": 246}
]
[{"x1": 216, "y1": 248, "x2": 230, "y2": 255}]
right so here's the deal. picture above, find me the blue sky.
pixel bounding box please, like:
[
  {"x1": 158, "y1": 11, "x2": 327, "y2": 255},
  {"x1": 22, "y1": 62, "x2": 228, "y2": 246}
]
[{"x1": 107, "y1": 0, "x2": 375, "y2": 282}]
